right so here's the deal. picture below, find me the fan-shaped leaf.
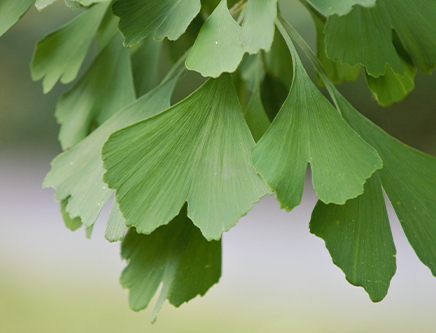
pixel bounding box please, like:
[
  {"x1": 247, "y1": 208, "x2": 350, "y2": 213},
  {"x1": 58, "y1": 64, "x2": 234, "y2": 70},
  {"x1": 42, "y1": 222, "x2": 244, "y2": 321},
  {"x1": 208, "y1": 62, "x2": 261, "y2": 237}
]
[
  {"x1": 113, "y1": 0, "x2": 201, "y2": 47},
  {"x1": 102, "y1": 74, "x2": 270, "y2": 241},
  {"x1": 240, "y1": 0, "x2": 278, "y2": 54},
  {"x1": 251, "y1": 21, "x2": 382, "y2": 211},
  {"x1": 43, "y1": 59, "x2": 186, "y2": 227},
  {"x1": 186, "y1": 0, "x2": 245, "y2": 78},
  {"x1": 31, "y1": 2, "x2": 109, "y2": 93},
  {"x1": 121, "y1": 207, "x2": 221, "y2": 322}
]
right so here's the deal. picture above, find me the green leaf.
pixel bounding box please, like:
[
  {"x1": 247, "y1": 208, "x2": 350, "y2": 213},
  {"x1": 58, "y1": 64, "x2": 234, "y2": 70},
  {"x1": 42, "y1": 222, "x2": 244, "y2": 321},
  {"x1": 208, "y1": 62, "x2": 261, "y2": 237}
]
[
  {"x1": 327, "y1": 85, "x2": 436, "y2": 278},
  {"x1": 240, "y1": 0, "x2": 278, "y2": 54},
  {"x1": 31, "y1": 2, "x2": 109, "y2": 93},
  {"x1": 251, "y1": 21, "x2": 382, "y2": 211},
  {"x1": 105, "y1": 200, "x2": 127, "y2": 243},
  {"x1": 308, "y1": 5, "x2": 360, "y2": 85},
  {"x1": 112, "y1": 0, "x2": 201, "y2": 47},
  {"x1": 0, "y1": 0, "x2": 33, "y2": 37},
  {"x1": 366, "y1": 59, "x2": 416, "y2": 107},
  {"x1": 121, "y1": 206, "x2": 221, "y2": 322},
  {"x1": 55, "y1": 34, "x2": 135, "y2": 150},
  {"x1": 131, "y1": 37, "x2": 164, "y2": 98},
  {"x1": 310, "y1": 173, "x2": 397, "y2": 302},
  {"x1": 306, "y1": 0, "x2": 376, "y2": 16},
  {"x1": 383, "y1": 0, "x2": 436, "y2": 73},
  {"x1": 64, "y1": 0, "x2": 82, "y2": 9},
  {"x1": 60, "y1": 197, "x2": 83, "y2": 231},
  {"x1": 186, "y1": 0, "x2": 245, "y2": 78},
  {"x1": 324, "y1": 3, "x2": 403, "y2": 77},
  {"x1": 102, "y1": 74, "x2": 270, "y2": 241},
  {"x1": 95, "y1": 3, "x2": 120, "y2": 52},
  {"x1": 35, "y1": 0, "x2": 58, "y2": 11},
  {"x1": 43, "y1": 59, "x2": 186, "y2": 227}
]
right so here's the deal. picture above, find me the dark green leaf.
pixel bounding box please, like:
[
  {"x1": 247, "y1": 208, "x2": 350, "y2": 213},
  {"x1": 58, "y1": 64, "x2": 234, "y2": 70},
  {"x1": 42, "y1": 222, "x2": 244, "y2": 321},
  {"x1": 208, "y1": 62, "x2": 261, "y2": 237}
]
[
  {"x1": 310, "y1": 173, "x2": 396, "y2": 302},
  {"x1": 240, "y1": 0, "x2": 278, "y2": 54},
  {"x1": 43, "y1": 59, "x2": 186, "y2": 227},
  {"x1": 251, "y1": 21, "x2": 382, "y2": 211},
  {"x1": 113, "y1": 0, "x2": 201, "y2": 47},
  {"x1": 103, "y1": 74, "x2": 270, "y2": 240},
  {"x1": 31, "y1": 2, "x2": 109, "y2": 93},
  {"x1": 186, "y1": 0, "x2": 245, "y2": 78},
  {"x1": 121, "y1": 206, "x2": 221, "y2": 322},
  {"x1": 56, "y1": 34, "x2": 135, "y2": 150},
  {"x1": 60, "y1": 197, "x2": 83, "y2": 231},
  {"x1": 0, "y1": 0, "x2": 33, "y2": 37}
]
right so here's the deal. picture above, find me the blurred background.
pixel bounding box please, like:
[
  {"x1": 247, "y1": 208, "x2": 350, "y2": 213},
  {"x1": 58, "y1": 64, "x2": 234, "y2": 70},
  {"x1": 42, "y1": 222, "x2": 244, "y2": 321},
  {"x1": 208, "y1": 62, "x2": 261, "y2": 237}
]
[{"x1": 1, "y1": 1, "x2": 436, "y2": 332}]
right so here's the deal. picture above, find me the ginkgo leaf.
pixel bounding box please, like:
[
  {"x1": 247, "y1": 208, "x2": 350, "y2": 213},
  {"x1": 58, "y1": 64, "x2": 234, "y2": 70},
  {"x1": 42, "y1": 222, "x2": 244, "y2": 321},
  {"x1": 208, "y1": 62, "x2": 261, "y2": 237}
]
[
  {"x1": 329, "y1": 89, "x2": 436, "y2": 278},
  {"x1": 60, "y1": 198, "x2": 83, "y2": 232},
  {"x1": 0, "y1": 0, "x2": 33, "y2": 37},
  {"x1": 105, "y1": 200, "x2": 127, "y2": 243},
  {"x1": 121, "y1": 206, "x2": 221, "y2": 322},
  {"x1": 102, "y1": 74, "x2": 270, "y2": 241},
  {"x1": 240, "y1": 0, "x2": 278, "y2": 54},
  {"x1": 131, "y1": 37, "x2": 163, "y2": 98},
  {"x1": 55, "y1": 34, "x2": 135, "y2": 150},
  {"x1": 64, "y1": 0, "x2": 81, "y2": 9},
  {"x1": 95, "y1": 3, "x2": 120, "y2": 52},
  {"x1": 308, "y1": 5, "x2": 360, "y2": 85},
  {"x1": 324, "y1": 3, "x2": 403, "y2": 78},
  {"x1": 310, "y1": 173, "x2": 397, "y2": 302},
  {"x1": 306, "y1": 0, "x2": 376, "y2": 16},
  {"x1": 31, "y1": 2, "x2": 109, "y2": 93},
  {"x1": 43, "y1": 58, "x2": 186, "y2": 227},
  {"x1": 35, "y1": 0, "x2": 57, "y2": 11},
  {"x1": 251, "y1": 21, "x2": 382, "y2": 211},
  {"x1": 186, "y1": 0, "x2": 245, "y2": 78},
  {"x1": 366, "y1": 59, "x2": 416, "y2": 107},
  {"x1": 112, "y1": 0, "x2": 201, "y2": 47}
]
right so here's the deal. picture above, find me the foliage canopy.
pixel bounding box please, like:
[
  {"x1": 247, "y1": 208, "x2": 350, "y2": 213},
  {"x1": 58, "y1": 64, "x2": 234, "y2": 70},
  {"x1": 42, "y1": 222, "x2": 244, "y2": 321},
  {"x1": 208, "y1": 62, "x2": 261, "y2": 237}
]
[{"x1": 2, "y1": 0, "x2": 436, "y2": 321}]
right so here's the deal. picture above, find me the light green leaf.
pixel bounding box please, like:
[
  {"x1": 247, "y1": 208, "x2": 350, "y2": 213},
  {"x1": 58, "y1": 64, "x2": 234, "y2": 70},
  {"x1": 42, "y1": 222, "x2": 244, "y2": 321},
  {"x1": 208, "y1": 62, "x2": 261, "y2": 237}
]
[
  {"x1": 310, "y1": 173, "x2": 396, "y2": 302},
  {"x1": 186, "y1": 0, "x2": 245, "y2": 78},
  {"x1": 121, "y1": 206, "x2": 221, "y2": 322},
  {"x1": 306, "y1": 0, "x2": 376, "y2": 16},
  {"x1": 327, "y1": 86, "x2": 436, "y2": 278},
  {"x1": 251, "y1": 21, "x2": 382, "y2": 211},
  {"x1": 105, "y1": 200, "x2": 127, "y2": 243},
  {"x1": 103, "y1": 74, "x2": 270, "y2": 241},
  {"x1": 112, "y1": 0, "x2": 201, "y2": 47},
  {"x1": 366, "y1": 59, "x2": 416, "y2": 107},
  {"x1": 308, "y1": 5, "x2": 360, "y2": 85},
  {"x1": 324, "y1": 3, "x2": 403, "y2": 77},
  {"x1": 60, "y1": 197, "x2": 83, "y2": 231},
  {"x1": 131, "y1": 37, "x2": 164, "y2": 98},
  {"x1": 43, "y1": 59, "x2": 186, "y2": 227},
  {"x1": 95, "y1": 3, "x2": 120, "y2": 52},
  {"x1": 383, "y1": 0, "x2": 436, "y2": 73},
  {"x1": 0, "y1": 0, "x2": 33, "y2": 37},
  {"x1": 56, "y1": 34, "x2": 135, "y2": 150},
  {"x1": 64, "y1": 0, "x2": 81, "y2": 9},
  {"x1": 31, "y1": 2, "x2": 109, "y2": 93},
  {"x1": 240, "y1": 0, "x2": 278, "y2": 54},
  {"x1": 35, "y1": 0, "x2": 57, "y2": 11}
]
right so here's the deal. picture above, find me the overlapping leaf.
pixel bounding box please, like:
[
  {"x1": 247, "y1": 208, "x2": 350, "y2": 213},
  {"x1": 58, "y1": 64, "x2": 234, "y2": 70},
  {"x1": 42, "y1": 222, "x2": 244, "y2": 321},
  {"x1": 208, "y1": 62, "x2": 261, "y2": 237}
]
[
  {"x1": 121, "y1": 207, "x2": 221, "y2": 322},
  {"x1": 324, "y1": 0, "x2": 436, "y2": 77},
  {"x1": 31, "y1": 2, "x2": 109, "y2": 93},
  {"x1": 306, "y1": 0, "x2": 376, "y2": 16},
  {"x1": 365, "y1": 59, "x2": 416, "y2": 106},
  {"x1": 0, "y1": 0, "x2": 33, "y2": 37},
  {"x1": 43, "y1": 59, "x2": 186, "y2": 227},
  {"x1": 240, "y1": 0, "x2": 278, "y2": 54},
  {"x1": 186, "y1": 0, "x2": 245, "y2": 78},
  {"x1": 105, "y1": 200, "x2": 127, "y2": 242},
  {"x1": 251, "y1": 21, "x2": 382, "y2": 211},
  {"x1": 60, "y1": 197, "x2": 94, "y2": 238},
  {"x1": 56, "y1": 34, "x2": 135, "y2": 150},
  {"x1": 113, "y1": 0, "x2": 201, "y2": 47},
  {"x1": 310, "y1": 173, "x2": 396, "y2": 302},
  {"x1": 102, "y1": 74, "x2": 270, "y2": 241}
]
